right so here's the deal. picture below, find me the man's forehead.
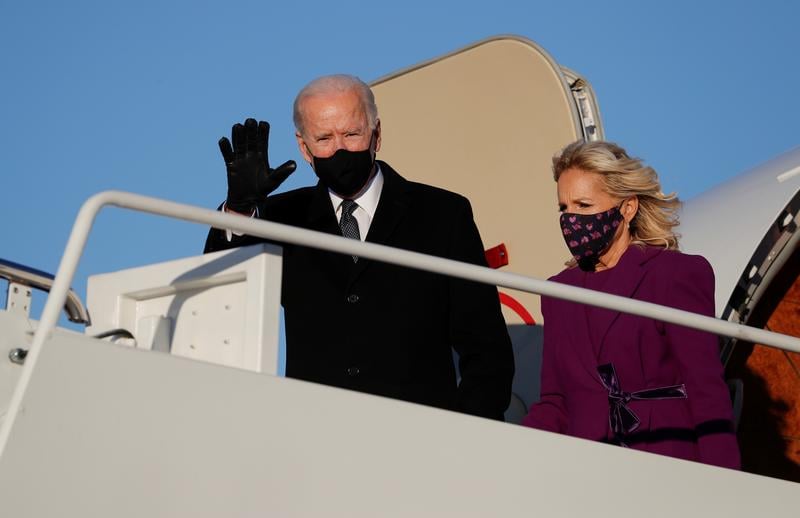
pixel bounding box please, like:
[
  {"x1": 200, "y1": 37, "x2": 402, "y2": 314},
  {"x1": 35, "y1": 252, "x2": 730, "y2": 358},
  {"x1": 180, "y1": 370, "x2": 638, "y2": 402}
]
[
  {"x1": 302, "y1": 92, "x2": 368, "y2": 129},
  {"x1": 303, "y1": 89, "x2": 361, "y2": 112}
]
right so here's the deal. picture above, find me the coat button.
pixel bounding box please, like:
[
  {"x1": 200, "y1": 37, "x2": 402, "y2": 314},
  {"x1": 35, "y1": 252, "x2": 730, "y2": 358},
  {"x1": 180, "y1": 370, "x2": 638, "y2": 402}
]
[
  {"x1": 347, "y1": 366, "x2": 360, "y2": 376},
  {"x1": 347, "y1": 294, "x2": 359, "y2": 303}
]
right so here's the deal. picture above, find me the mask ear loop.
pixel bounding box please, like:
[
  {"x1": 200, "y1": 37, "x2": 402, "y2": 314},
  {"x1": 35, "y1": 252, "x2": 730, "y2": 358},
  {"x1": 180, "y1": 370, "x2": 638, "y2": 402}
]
[
  {"x1": 368, "y1": 129, "x2": 377, "y2": 156},
  {"x1": 618, "y1": 201, "x2": 627, "y2": 229},
  {"x1": 366, "y1": 129, "x2": 378, "y2": 169},
  {"x1": 304, "y1": 141, "x2": 321, "y2": 172}
]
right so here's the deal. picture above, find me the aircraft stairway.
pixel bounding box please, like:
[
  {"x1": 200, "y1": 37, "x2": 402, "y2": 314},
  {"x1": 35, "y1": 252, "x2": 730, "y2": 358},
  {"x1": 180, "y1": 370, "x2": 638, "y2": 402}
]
[{"x1": 0, "y1": 308, "x2": 798, "y2": 517}]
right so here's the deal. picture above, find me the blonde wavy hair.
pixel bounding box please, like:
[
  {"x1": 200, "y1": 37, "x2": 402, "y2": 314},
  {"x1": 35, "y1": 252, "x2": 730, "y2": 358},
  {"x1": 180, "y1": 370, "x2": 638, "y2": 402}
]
[{"x1": 553, "y1": 140, "x2": 681, "y2": 251}]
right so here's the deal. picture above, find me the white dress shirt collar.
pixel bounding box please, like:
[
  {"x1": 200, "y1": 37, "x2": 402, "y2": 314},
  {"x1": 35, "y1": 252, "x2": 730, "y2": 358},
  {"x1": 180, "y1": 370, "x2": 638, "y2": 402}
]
[{"x1": 329, "y1": 164, "x2": 384, "y2": 239}]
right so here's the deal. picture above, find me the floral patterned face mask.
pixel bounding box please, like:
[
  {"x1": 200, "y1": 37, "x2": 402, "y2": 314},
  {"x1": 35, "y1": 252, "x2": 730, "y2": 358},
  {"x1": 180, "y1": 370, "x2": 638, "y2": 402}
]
[{"x1": 559, "y1": 205, "x2": 624, "y2": 270}]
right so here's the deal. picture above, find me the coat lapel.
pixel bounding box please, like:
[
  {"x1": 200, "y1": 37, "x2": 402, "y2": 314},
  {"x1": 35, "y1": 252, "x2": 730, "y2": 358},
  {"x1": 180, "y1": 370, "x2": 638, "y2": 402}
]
[
  {"x1": 346, "y1": 162, "x2": 411, "y2": 287},
  {"x1": 306, "y1": 182, "x2": 353, "y2": 282},
  {"x1": 589, "y1": 246, "x2": 661, "y2": 357},
  {"x1": 554, "y1": 267, "x2": 605, "y2": 383}
]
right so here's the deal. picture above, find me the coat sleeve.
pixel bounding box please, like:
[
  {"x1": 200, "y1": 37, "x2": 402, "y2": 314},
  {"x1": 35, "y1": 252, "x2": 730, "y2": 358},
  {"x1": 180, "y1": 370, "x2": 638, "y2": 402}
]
[
  {"x1": 522, "y1": 295, "x2": 568, "y2": 433},
  {"x1": 664, "y1": 255, "x2": 741, "y2": 469},
  {"x1": 203, "y1": 202, "x2": 270, "y2": 253},
  {"x1": 446, "y1": 197, "x2": 515, "y2": 421}
]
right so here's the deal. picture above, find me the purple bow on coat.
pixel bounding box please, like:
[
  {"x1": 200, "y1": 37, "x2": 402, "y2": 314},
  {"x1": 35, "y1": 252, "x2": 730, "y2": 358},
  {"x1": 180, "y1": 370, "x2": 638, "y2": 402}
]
[{"x1": 597, "y1": 363, "x2": 687, "y2": 446}]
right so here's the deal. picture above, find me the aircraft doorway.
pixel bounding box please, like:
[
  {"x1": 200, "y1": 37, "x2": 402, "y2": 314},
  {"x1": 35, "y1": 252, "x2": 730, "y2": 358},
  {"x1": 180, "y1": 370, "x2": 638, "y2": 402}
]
[{"x1": 726, "y1": 242, "x2": 800, "y2": 481}]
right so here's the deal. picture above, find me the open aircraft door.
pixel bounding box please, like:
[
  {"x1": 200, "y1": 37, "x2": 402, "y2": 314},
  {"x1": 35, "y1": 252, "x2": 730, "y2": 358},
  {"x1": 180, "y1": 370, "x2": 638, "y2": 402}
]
[
  {"x1": 681, "y1": 148, "x2": 800, "y2": 481},
  {"x1": 370, "y1": 36, "x2": 603, "y2": 420}
]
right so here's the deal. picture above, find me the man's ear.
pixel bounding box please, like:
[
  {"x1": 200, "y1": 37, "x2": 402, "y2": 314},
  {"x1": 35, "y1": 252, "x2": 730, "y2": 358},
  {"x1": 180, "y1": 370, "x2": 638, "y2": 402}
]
[
  {"x1": 374, "y1": 119, "x2": 381, "y2": 153},
  {"x1": 296, "y1": 132, "x2": 313, "y2": 164}
]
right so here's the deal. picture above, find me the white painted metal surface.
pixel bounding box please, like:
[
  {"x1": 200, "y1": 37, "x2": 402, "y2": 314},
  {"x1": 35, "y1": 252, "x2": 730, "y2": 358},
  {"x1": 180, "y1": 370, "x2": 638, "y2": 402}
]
[
  {"x1": 0, "y1": 258, "x2": 89, "y2": 324},
  {"x1": 0, "y1": 332, "x2": 797, "y2": 517},
  {"x1": 5, "y1": 282, "x2": 31, "y2": 319},
  {"x1": 86, "y1": 244, "x2": 283, "y2": 374},
  {"x1": 0, "y1": 311, "x2": 84, "y2": 428},
  {"x1": 681, "y1": 145, "x2": 800, "y2": 315},
  {"x1": 0, "y1": 311, "x2": 31, "y2": 428}
]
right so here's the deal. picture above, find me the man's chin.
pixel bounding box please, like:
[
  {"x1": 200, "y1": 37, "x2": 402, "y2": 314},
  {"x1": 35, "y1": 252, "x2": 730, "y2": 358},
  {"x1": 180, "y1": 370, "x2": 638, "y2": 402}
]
[
  {"x1": 336, "y1": 187, "x2": 365, "y2": 199},
  {"x1": 337, "y1": 173, "x2": 375, "y2": 199}
]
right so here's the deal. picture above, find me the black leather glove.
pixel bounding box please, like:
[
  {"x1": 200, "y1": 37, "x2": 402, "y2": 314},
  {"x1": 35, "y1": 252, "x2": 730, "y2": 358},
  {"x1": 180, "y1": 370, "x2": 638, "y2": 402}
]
[{"x1": 219, "y1": 118, "x2": 296, "y2": 214}]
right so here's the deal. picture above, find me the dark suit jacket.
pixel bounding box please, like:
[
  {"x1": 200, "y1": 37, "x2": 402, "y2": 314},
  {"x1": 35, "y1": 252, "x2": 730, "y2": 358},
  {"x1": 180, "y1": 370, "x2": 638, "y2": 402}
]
[
  {"x1": 205, "y1": 161, "x2": 514, "y2": 420},
  {"x1": 523, "y1": 245, "x2": 740, "y2": 468}
]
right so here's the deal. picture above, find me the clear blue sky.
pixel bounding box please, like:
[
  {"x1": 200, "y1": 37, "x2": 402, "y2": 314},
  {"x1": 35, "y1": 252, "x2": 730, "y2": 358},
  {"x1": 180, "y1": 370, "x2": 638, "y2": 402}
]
[{"x1": 2, "y1": 0, "x2": 799, "y2": 323}]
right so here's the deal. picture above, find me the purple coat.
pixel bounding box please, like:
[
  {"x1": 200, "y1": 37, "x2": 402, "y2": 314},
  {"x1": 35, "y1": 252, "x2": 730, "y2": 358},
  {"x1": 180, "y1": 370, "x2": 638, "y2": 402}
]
[{"x1": 523, "y1": 245, "x2": 740, "y2": 469}]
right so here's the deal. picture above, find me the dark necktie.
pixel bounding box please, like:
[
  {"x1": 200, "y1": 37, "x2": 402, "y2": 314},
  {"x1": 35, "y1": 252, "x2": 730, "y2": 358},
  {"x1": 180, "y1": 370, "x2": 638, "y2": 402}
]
[{"x1": 339, "y1": 200, "x2": 360, "y2": 262}]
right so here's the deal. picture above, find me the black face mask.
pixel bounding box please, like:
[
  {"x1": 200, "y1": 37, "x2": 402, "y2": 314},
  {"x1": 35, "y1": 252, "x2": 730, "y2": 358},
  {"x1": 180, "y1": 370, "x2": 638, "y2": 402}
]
[
  {"x1": 311, "y1": 136, "x2": 375, "y2": 197},
  {"x1": 559, "y1": 204, "x2": 625, "y2": 271}
]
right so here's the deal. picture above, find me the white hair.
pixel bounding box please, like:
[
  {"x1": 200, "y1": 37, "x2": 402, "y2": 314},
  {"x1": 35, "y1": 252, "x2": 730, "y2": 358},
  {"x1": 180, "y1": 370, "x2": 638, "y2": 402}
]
[{"x1": 293, "y1": 74, "x2": 378, "y2": 135}]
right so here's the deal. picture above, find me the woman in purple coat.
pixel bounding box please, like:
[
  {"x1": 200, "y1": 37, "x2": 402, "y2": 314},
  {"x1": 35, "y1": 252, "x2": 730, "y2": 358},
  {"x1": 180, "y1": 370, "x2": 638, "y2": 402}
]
[{"x1": 523, "y1": 141, "x2": 740, "y2": 469}]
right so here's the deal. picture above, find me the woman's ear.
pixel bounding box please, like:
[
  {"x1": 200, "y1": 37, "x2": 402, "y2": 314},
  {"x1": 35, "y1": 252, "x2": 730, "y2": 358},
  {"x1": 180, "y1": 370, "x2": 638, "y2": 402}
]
[{"x1": 623, "y1": 196, "x2": 639, "y2": 223}]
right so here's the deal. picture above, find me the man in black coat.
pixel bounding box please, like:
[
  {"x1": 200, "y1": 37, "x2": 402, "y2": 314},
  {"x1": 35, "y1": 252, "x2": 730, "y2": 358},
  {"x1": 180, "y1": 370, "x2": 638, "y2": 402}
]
[{"x1": 205, "y1": 74, "x2": 514, "y2": 420}]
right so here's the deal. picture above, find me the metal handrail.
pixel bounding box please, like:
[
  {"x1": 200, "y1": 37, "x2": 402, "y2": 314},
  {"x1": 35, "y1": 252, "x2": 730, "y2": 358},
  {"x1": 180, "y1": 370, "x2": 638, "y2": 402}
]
[
  {"x1": 2, "y1": 189, "x2": 799, "y2": 453},
  {"x1": 29, "y1": 190, "x2": 800, "y2": 355},
  {"x1": 0, "y1": 258, "x2": 90, "y2": 324}
]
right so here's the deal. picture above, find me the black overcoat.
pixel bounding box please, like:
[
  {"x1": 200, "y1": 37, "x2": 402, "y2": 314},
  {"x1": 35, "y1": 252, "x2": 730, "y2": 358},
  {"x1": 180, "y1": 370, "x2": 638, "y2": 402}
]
[{"x1": 205, "y1": 161, "x2": 514, "y2": 420}]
